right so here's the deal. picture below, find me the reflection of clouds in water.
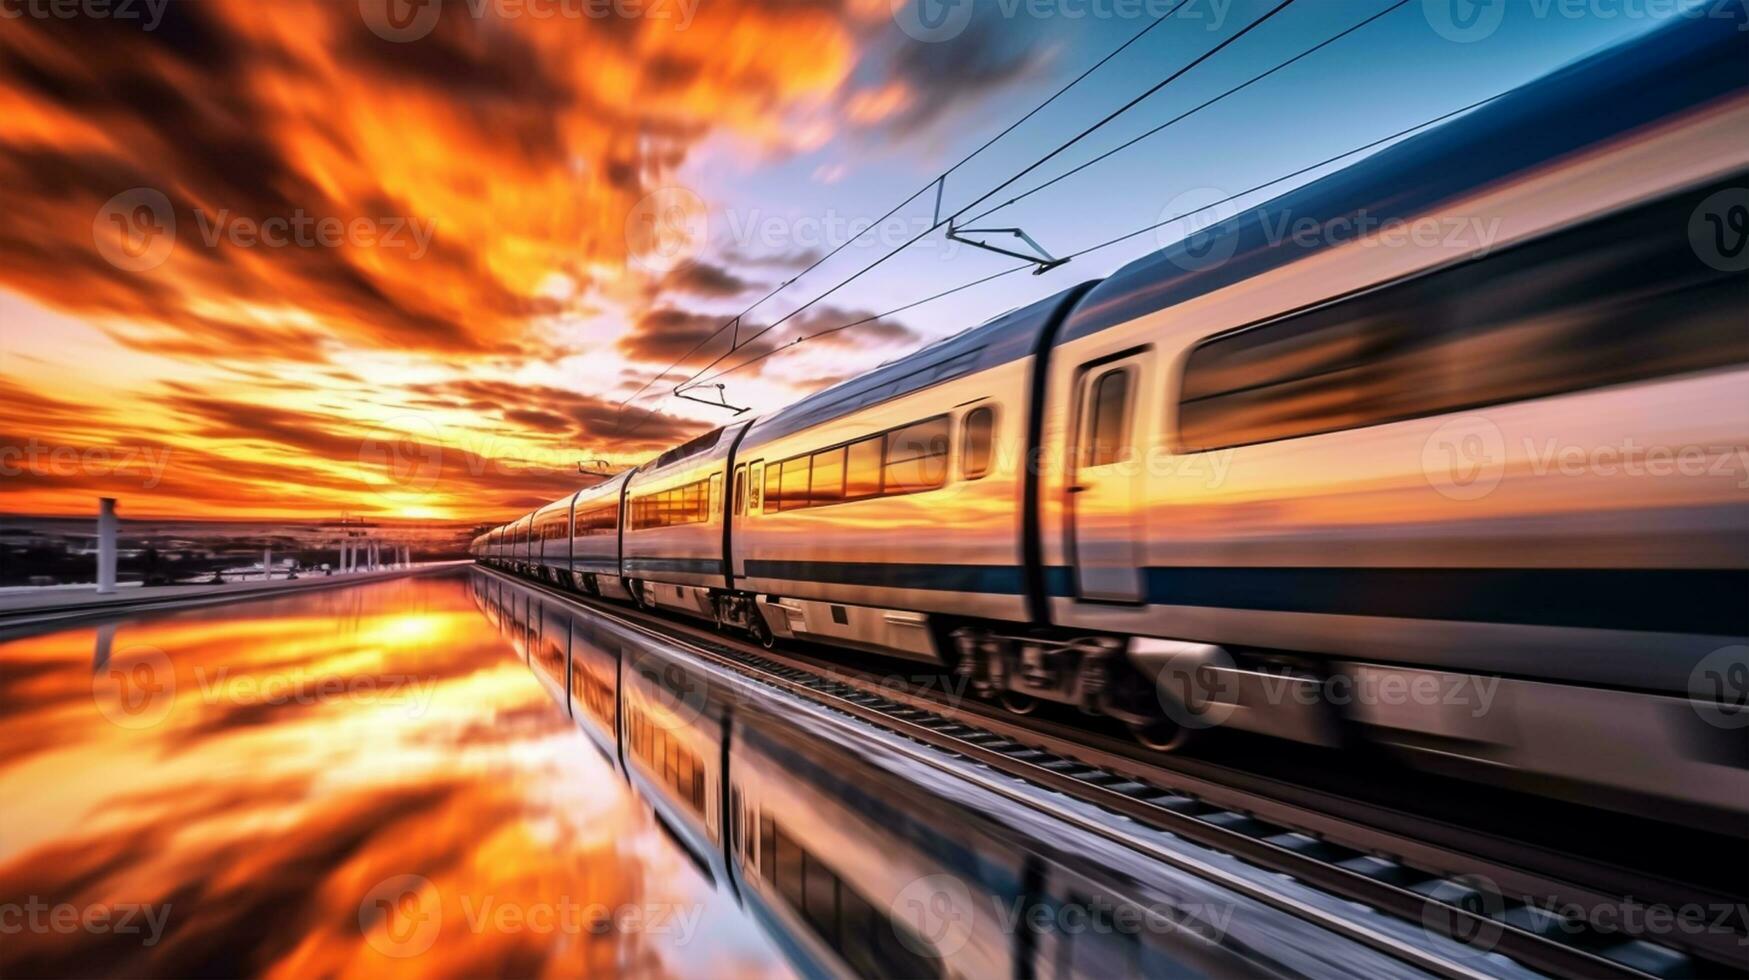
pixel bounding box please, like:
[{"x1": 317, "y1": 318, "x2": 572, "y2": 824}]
[{"x1": 0, "y1": 576, "x2": 785, "y2": 979}]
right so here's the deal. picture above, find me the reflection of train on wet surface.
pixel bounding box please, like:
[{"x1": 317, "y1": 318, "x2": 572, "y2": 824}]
[
  {"x1": 472, "y1": 570, "x2": 1479, "y2": 980},
  {"x1": 474, "y1": 15, "x2": 1748, "y2": 820}
]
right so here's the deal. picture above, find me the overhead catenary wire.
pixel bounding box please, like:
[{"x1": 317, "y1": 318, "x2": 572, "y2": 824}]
[
  {"x1": 658, "y1": 0, "x2": 1302, "y2": 409},
  {"x1": 960, "y1": 0, "x2": 1414, "y2": 226},
  {"x1": 685, "y1": 87, "x2": 1515, "y2": 390},
  {"x1": 612, "y1": 1, "x2": 1191, "y2": 427}
]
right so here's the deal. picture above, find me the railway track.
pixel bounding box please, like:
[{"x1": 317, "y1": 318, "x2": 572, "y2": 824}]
[{"x1": 484, "y1": 567, "x2": 1749, "y2": 979}]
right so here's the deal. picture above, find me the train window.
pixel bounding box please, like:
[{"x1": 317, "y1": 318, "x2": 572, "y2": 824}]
[
  {"x1": 961, "y1": 406, "x2": 995, "y2": 479},
  {"x1": 838, "y1": 889, "x2": 882, "y2": 979},
  {"x1": 775, "y1": 826, "x2": 806, "y2": 911},
  {"x1": 763, "y1": 461, "x2": 781, "y2": 513},
  {"x1": 1087, "y1": 369, "x2": 1132, "y2": 467},
  {"x1": 682, "y1": 482, "x2": 702, "y2": 524},
  {"x1": 883, "y1": 416, "x2": 950, "y2": 493},
  {"x1": 844, "y1": 436, "x2": 883, "y2": 500},
  {"x1": 810, "y1": 446, "x2": 846, "y2": 505},
  {"x1": 692, "y1": 767, "x2": 705, "y2": 811},
  {"x1": 732, "y1": 468, "x2": 746, "y2": 516},
  {"x1": 779, "y1": 456, "x2": 811, "y2": 512},
  {"x1": 803, "y1": 853, "x2": 840, "y2": 942},
  {"x1": 1178, "y1": 173, "x2": 1749, "y2": 451},
  {"x1": 748, "y1": 462, "x2": 763, "y2": 513},
  {"x1": 759, "y1": 815, "x2": 777, "y2": 885}
]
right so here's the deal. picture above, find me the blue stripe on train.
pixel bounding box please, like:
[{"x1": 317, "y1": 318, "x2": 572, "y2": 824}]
[
  {"x1": 624, "y1": 557, "x2": 722, "y2": 575},
  {"x1": 742, "y1": 559, "x2": 1746, "y2": 636},
  {"x1": 742, "y1": 559, "x2": 1026, "y2": 596}
]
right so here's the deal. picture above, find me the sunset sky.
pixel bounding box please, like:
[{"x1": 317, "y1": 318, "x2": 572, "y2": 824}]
[{"x1": 0, "y1": 0, "x2": 1663, "y2": 522}]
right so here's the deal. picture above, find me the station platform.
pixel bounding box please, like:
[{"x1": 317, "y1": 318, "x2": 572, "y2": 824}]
[{"x1": 0, "y1": 561, "x2": 469, "y2": 631}]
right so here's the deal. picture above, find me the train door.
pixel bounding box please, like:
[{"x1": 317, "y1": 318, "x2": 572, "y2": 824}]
[{"x1": 1066, "y1": 353, "x2": 1147, "y2": 603}]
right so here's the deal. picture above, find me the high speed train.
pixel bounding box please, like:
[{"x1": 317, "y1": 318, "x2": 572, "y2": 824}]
[
  {"x1": 475, "y1": 13, "x2": 1749, "y2": 820},
  {"x1": 476, "y1": 570, "x2": 1479, "y2": 980}
]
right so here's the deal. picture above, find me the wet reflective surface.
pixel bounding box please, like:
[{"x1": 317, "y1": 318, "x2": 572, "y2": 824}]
[{"x1": 0, "y1": 573, "x2": 787, "y2": 979}]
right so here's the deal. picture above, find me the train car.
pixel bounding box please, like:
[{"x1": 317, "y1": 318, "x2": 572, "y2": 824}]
[
  {"x1": 729, "y1": 705, "x2": 1014, "y2": 979},
  {"x1": 620, "y1": 421, "x2": 750, "y2": 622},
  {"x1": 514, "y1": 512, "x2": 535, "y2": 574},
  {"x1": 469, "y1": 12, "x2": 1747, "y2": 818},
  {"x1": 481, "y1": 571, "x2": 503, "y2": 632},
  {"x1": 533, "y1": 599, "x2": 571, "y2": 709},
  {"x1": 501, "y1": 582, "x2": 534, "y2": 665},
  {"x1": 1014, "y1": 13, "x2": 1749, "y2": 801},
  {"x1": 725, "y1": 663, "x2": 1395, "y2": 979},
  {"x1": 729, "y1": 291, "x2": 1088, "y2": 662},
  {"x1": 566, "y1": 470, "x2": 635, "y2": 601},
  {"x1": 567, "y1": 608, "x2": 626, "y2": 765},
  {"x1": 531, "y1": 494, "x2": 576, "y2": 584},
  {"x1": 618, "y1": 637, "x2": 735, "y2": 886}
]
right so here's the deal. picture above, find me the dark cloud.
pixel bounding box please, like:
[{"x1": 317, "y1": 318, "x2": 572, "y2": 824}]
[
  {"x1": 660, "y1": 260, "x2": 758, "y2": 297},
  {"x1": 869, "y1": 17, "x2": 1051, "y2": 137},
  {"x1": 617, "y1": 306, "x2": 779, "y2": 369},
  {"x1": 0, "y1": 0, "x2": 861, "y2": 362}
]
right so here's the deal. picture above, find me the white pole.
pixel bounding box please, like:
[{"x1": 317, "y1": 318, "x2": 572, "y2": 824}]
[
  {"x1": 97, "y1": 498, "x2": 117, "y2": 595},
  {"x1": 263, "y1": 546, "x2": 272, "y2": 581}
]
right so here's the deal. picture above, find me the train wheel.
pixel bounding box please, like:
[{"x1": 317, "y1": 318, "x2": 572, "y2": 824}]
[
  {"x1": 1129, "y1": 718, "x2": 1191, "y2": 753},
  {"x1": 748, "y1": 616, "x2": 775, "y2": 650},
  {"x1": 998, "y1": 692, "x2": 1039, "y2": 715}
]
